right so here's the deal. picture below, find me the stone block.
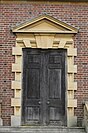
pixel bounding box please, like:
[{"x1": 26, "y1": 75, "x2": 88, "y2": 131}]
[
  {"x1": 11, "y1": 98, "x2": 21, "y2": 107},
  {"x1": 67, "y1": 116, "x2": 77, "y2": 127},
  {"x1": 67, "y1": 99, "x2": 77, "y2": 107},
  {"x1": 12, "y1": 47, "x2": 22, "y2": 55},
  {"x1": 68, "y1": 65, "x2": 77, "y2": 73},
  {"x1": 15, "y1": 89, "x2": 21, "y2": 98},
  {"x1": 23, "y1": 38, "x2": 31, "y2": 47},
  {"x1": 12, "y1": 81, "x2": 21, "y2": 89},
  {"x1": 67, "y1": 48, "x2": 77, "y2": 56},
  {"x1": 14, "y1": 107, "x2": 21, "y2": 116},
  {"x1": 15, "y1": 73, "x2": 22, "y2": 81},
  {"x1": 12, "y1": 64, "x2": 21, "y2": 72},
  {"x1": 11, "y1": 115, "x2": 21, "y2": 127},
  {"x1": 68, "y1": 82, "x2": 77, "y2": 91}
]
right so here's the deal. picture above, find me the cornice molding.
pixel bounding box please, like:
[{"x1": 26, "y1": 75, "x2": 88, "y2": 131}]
[
  {"x1": 1, "y1": 0, "x2": 88, "y2": 3},
  {"x1": 12, "y1": 14, "x2": 78, "y2": 34}
]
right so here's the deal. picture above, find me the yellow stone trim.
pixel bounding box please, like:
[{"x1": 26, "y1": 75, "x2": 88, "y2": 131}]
[
  {"x1": 15, "y1": 89, "x2": 21, "y2": 98},
  {"x1": 23, "y1": 38, "x2": 31, "y2": 47},
  {"x1": 67, "y1": 116, "x2": 77, "y2": 127},
  {"x1": 67, "y1": 99, "x2": 77, "y2": 107},
  {"x1": 68, "y1": 65, "x2": 77, "y2": 73},
  {"x1": 67, "y1": 107, "x2": 74, "y2": 117},
  {"x1": 15, "y1": 73, "x2": 22, "y2": 81},
  {"x1": 67, "y1": 90, "x2": 74, "y2": 99},
  {"x1": 11, "y1": 15, "x2": 78, "y2": 127},
  {"x1": 74, "y1": 82, "x2": 77, "y2": 90},
  {"x1": 16, "y1": 37, "x2": 35, "y2": 43},
  {"x1": 16, "y1": 90, "x2": 21, "y2": 98},
  {"x1": 59, "y1": 38, "x2": 73, "y2": 48},
  {"x1": 35, "y1": 34, "x2": 55, "y2": 48},
  {"x1": 12, "y1": 47, "x2": 22, "y2": 55},
  {"x1": 68, "y1": 82, "x2": 77, "y2": 90},
  {"x1": 67, "y1": 56, "x2": 74, "y2": 66},
  {"x1": 11, "y1": 98, "x2": 21, "y2": 107},
  {"x1": 85, "y1": 103, "x2": 88, "y2": 112},
  {"x1": 12, "y1": 36, "x2": 77, "y2": 126},
  {"x1": 68, "y1": 82, "x2": 77, "y2": 91},
  {"x1": 67, "y1": 107, "x2": 77, "y2": 126},
  {"x1": 14, "y1": 107, "x2": 21, "y2": 116},
  {"x1": 15, "y1": 56, "x2": 22, "y2": 64},
  {"x1": 11, "y1": 115, "x2": 21, "y2": 126},
  {"x1": 12, "y1": 64, "x2": 22, "y2": 72},
  {"x1": 12, "y1": 81, "x2": 21, "y2": 89},
  {"x1": 67, "y1": 48, "x2": 77, "y2": 56},
  {"x1": 67, "y1": 73, "x2": 76, "y2": 97},
  {"x1": 12, "y1": 15, "x2": 78, "y2": 33},
  {"x1": 58, "y1": 39, "x2": 67, "y2": 48},
  {"x1": 14, "y1": 30, "x2": 77, "y2": 34}
]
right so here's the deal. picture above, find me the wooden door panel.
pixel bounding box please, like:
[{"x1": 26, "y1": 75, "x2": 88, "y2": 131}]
[
  {"x1": 49, "y1": 69, "x2": 61, "y2": 99},
  {"x1": 46, "y1": 51, "x2": 65, "y2": 125},
  {"x1": 49, "y1": 55, "x2": 61, "y2": 64},
  {"x1": 26, "y1": 68, "x2": 40, "y2": 99},
  {"x1": 22, "y1": 48, "x2": 66, "y2": 126},
  {"x1": 49, "y1": 107, "x2": 62, "y2": 120},
  {"x1": 28, "y1": 54, "x2": 40, "y2": 63},
  {"x1": 22, "y1": 49, "x2": 42, "y2": 125},
  {"x1": 25, "y1": 107, "x2": 40, "y2": 123}
]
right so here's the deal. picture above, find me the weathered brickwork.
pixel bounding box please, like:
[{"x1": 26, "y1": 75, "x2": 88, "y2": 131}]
[{"x1": 0, "y1": 1, "x2": 88, "y2": 126}]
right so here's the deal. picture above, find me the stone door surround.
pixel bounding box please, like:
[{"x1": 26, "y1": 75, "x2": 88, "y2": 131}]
[{"x1": 11, "y1": 14, "x2": 78, "y2": 127}]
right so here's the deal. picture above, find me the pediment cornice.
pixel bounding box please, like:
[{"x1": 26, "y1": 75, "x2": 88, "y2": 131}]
[{"x1": 12, "y1": 15, "x2": 78, "y2": 34}]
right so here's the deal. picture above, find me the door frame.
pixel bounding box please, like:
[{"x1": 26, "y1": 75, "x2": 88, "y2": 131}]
[
  {"x1": 22, "y1": 48, "x2": 67, "y2": 126},
  {"x1": 11, "y1": 15, "x2": 78, "y2": 127}
]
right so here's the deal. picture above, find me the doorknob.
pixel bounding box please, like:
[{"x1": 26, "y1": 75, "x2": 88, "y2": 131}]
[
  {"x1": 47, "y1": 101, "x2": 50, "y2": 104},
  {"x1": 38, "y1": 101, "x2": 41, "y2": 104}
]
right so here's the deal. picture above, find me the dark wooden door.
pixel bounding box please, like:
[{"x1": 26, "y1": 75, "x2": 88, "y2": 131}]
[{"x1": 22, "y1": 48, "x2": 66, "y2": 126}]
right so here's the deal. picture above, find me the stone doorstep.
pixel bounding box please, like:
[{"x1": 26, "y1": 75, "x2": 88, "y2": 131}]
[{"x1": 0, "y1": 126, "x2": 85, "y2": 132}]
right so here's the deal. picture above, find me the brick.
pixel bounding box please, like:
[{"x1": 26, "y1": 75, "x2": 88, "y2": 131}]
[{"x1": 0, "y1": 1, "x2": 88, "y2": 126}]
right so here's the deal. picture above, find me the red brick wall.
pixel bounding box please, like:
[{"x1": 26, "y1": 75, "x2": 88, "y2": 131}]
[{"x1": 0, "y1": 1, "x2": 88, "y2": 126}]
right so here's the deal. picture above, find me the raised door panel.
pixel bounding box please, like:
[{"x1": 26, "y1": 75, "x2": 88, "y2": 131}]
[
  {"x1": 22, "y1": 49, "x2": 42, "y2": 125},
  {"x1": 49, "y1": 69, "x2": 61, "y2": 99},
  {"x1": 46, "y1": 51, "x2": 65, "y2": 125},
  {"x1": 26, "y1": 68, "x2": 40, "y2": 99}
]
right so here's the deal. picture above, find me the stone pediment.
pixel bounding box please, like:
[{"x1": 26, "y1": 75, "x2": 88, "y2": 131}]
[{"x1": 12, "y1": 15, "x2": 78, "y2": 33}]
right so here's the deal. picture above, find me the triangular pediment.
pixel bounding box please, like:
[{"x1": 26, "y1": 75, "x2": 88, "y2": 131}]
[{"x1": 12, "y1": 15, "x2": 78, "y2": 33}]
